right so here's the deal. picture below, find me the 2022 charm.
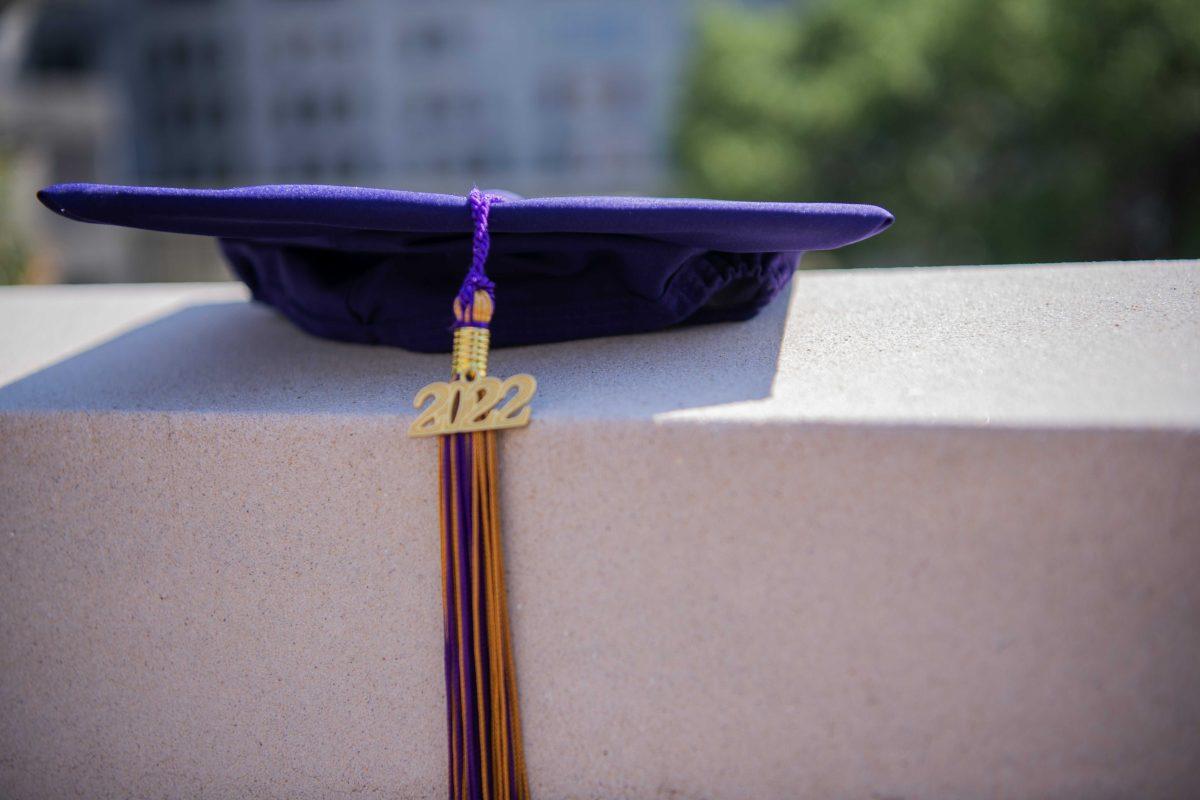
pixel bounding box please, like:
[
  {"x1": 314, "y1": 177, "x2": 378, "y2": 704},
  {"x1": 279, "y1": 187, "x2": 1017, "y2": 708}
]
[{"x1": 408, "y1": 373, "x2": 537, "y2": 437}]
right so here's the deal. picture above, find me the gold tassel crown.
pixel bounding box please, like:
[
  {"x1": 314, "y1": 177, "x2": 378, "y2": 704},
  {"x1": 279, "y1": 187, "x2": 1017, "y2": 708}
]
[{"x1": 451, "y1": 290, "x2": 494, "y2": 381}]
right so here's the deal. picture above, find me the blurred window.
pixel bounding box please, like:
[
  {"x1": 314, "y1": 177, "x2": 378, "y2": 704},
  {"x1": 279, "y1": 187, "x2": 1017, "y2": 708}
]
[
  {"x1": 327, "y1": 29, "x2": 350, "y2": 58},
  {"x1": 196, "y1": 39, "x2": 222, "y2": 70},
  {"x1": 287, "y1": 31, "x2": 315, "y2": 61},
  {"x1": 295, "y1": 94, "x2": 319, "y2": 124},
  {"x1": 426, "y1": 94, "x2": 450, "y2": 122},
  {"x1": 398, "y1": 21, "x2": 457, "y2": 56},
  {"x1": 21, "y1": 1, "x2": 107, "y2": 76},
  {"x1": 300, "y1": 158, "x2": 322, "y2": 181},
  {"x1": 602, "y1": 73, "x2": 643, "y2": 112},
  {"x1": 206, "y1": 100, "x2": 227, "y2": 130},
  {"x1": 166, "y1": 37, "x2": 190, "y2": 69},
  {"x1": 175, "y1": 99, "x2": 196, "y2": 128},
  {"x1": 550, "y1": 13, "x2": 631, "y2": 50},
  {"x1": 329, "y1": 92, "x2": 352, "y2": 123},
  {"x1": 538, "y1": 76, "x2": 580, "y2": 112}
]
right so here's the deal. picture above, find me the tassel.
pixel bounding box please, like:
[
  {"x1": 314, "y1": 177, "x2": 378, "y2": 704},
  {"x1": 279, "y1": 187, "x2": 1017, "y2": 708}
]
[{"x1": 415, "y1": 188, "x2": 533, "y2": 800}]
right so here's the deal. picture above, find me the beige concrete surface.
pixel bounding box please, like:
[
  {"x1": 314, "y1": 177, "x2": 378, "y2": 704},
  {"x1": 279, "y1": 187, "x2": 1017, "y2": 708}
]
[{"x1": 1, "y1": 261, "x2": 1199, "y2": 798}]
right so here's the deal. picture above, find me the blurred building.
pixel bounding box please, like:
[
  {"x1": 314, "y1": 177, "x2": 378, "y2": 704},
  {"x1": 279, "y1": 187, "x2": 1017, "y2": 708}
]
[
  {"x1": 0, "y1": 1, "x2": 127, "y2": 282},
  {"x1": 2, "y1": 0, "x2": 693, "y2": 282},
  {"x1": 121, "y1": 0, "x2": 689, "y2": 196}
]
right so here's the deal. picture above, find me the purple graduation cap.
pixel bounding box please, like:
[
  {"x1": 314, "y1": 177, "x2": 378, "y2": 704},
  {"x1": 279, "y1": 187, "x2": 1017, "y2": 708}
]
[
  {"x1": 37, "y1": 183, "x2": 891, "y2": 352},
  {"x1": 38, "y1": 182, "x2": 891, "y2": 800}
]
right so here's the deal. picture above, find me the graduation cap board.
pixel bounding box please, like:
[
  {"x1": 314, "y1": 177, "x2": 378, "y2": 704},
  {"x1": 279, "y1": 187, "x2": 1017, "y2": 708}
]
[{"x1": 39, "y1": 182, "x2": 893, "y2": 799}]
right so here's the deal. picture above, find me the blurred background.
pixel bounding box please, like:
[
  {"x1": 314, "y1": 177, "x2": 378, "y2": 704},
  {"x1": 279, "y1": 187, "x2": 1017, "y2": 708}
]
[{"x1": 0, "y1": 0, "x2": 1197, "y2": 284}]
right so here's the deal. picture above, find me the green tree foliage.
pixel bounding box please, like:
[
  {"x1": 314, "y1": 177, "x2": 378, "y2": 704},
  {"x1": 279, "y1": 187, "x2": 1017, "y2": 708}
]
[
  {"x1": 677, "y1": 0, "x2": 1200, "y2": 266},
  {"x1": 0, "y1": 153, "x2": 27, "y2": 285}
]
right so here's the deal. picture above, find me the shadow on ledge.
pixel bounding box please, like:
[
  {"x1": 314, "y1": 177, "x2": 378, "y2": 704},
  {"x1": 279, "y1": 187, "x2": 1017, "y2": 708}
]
[{"x1": 0, "y1": 286, "x2": 791, "y2": 418}]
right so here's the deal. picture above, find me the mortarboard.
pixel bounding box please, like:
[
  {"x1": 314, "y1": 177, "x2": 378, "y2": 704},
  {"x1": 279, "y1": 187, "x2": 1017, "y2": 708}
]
[
  {"x1": 39, "y1": 182, "x2": 892, "y2": 799},
  {"x1": 36, "y1": 183, "x2": 892, "y2": 352}
]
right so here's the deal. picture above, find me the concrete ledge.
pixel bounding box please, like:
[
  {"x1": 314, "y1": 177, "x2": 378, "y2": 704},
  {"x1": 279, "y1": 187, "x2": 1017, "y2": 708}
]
[{"x1": 2, "y1": 262, "x2": 1198, "y2": 798}]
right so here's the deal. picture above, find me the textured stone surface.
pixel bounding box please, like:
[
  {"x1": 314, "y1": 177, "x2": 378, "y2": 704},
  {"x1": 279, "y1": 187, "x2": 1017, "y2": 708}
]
[{"x1": 1, "y1": 261, "x2": 1198, "y2": 798}]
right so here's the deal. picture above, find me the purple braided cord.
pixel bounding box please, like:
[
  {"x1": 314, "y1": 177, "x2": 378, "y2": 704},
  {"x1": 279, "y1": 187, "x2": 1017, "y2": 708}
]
[{"x1": 455, "y1": 187, "x2": 499, "y2": 315}]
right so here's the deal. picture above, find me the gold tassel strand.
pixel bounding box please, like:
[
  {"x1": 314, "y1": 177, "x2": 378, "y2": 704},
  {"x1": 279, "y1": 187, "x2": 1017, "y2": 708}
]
[{"x1": 425, "y1": 289, "x2": 530, "y2": 800}]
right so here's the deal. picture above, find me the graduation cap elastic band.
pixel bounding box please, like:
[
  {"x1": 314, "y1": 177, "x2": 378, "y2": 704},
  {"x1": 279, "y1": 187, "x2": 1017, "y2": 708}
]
[{"x1": 409, "y1": 187, "x2": 536, "y2": 799}]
